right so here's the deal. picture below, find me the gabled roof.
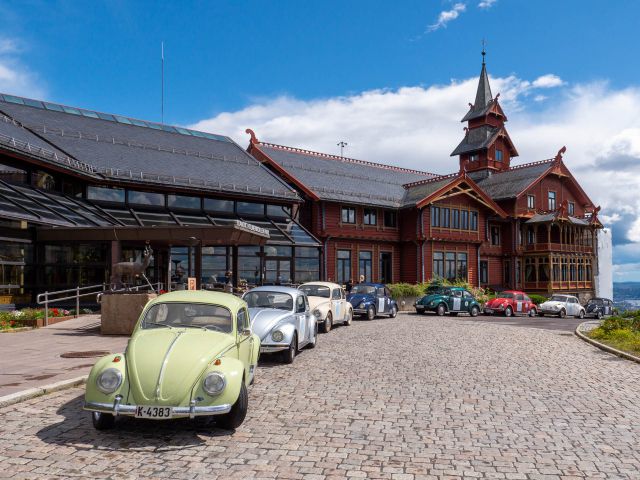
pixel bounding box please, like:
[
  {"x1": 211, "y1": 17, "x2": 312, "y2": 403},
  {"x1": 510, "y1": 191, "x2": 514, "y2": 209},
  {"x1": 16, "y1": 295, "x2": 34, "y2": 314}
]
[
  {"x1": 450, "y1": 125, "x2": 500, "y2": 156},
  {"x1": 474, "y1": 160, "x2": 554, "y2": 200},
  {"x1": 248, "y1": 136, "x2": 436, "y2": 208},
  {"x1": 403, "y1": 173, "x2": 508, "y2": 217},
  {"x1": 0, "y1": 93, "x2": 300, "y2": 201}
]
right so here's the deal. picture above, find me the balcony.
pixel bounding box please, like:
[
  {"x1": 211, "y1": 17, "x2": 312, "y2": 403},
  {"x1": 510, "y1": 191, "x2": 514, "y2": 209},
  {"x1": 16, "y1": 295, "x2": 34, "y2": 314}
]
[{"x1": 524, "y1": 243, "x2": 594, "y2": 254}]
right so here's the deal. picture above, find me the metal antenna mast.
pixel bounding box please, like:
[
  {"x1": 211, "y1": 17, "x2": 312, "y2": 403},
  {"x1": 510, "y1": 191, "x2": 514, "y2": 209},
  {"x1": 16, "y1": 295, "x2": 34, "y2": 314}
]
[
  {"x1": 161, "y1": 41, "x2": 164, "y2": 124},
  {"x1": 337, "y1": 141, "x2": 348, "y2": 157}
]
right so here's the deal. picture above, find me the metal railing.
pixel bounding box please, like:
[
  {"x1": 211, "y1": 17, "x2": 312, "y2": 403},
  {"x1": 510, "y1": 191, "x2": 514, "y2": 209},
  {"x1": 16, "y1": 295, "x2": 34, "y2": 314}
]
[{"x1": 37, "y1": 282, "x2": 162, "y2": 327}]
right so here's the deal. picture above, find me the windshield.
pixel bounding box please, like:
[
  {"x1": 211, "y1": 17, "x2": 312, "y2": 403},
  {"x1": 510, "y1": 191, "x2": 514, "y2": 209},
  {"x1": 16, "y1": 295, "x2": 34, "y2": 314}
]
[
  {"x1": 550, "y1": 295, "x2": 567, "y2": 302},
  {"x1": 243, "y1": 291, "x2": 294, "y2": 311},
  {"x1": 497, "y1": 292, "x2": 515, "y2": 299},
  {"x1": 351, "y1": 285, "x2": 376, "y2": 295},
  {"x1": 426, "y1": 286, "x2": 444, "y2": 295},
  {"x1": 142, "y1": 302, "x2": 233, "y2": 333},
  {"x1": 299, "y1": 285, "x2": 330, "y2": 298},
  {"x1": 588, "y1": 299, "x2": 603, "y2": 305}
]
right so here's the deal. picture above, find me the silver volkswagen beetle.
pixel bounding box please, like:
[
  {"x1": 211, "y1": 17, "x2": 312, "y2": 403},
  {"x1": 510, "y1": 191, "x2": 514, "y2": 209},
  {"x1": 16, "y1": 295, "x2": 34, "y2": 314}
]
[{"x1": 242, "y1": 286, "x2": 317, "y2": 364}]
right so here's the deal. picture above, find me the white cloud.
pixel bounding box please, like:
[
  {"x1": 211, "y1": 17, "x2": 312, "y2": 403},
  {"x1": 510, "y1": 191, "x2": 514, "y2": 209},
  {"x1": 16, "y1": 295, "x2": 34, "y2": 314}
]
[
  {"x1": 478, "y1": 0, "x2": 497, "y2": 8},
  {"x1": 190, "y1": 72, "x2": 640, "y2": 280},
  {"x1": 427, "y1": 3, "x2": 466, "y2": 32},
  {"x1": 532, "y1": 74, "x2": 565, "y2": 88},
  {"x1": 0, "y1": 37, "x2": 44, "y2": 98}
]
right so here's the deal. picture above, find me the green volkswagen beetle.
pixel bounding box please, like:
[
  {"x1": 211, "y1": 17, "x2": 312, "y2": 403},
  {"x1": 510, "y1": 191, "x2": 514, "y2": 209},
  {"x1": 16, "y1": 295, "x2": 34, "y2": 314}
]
[
  {"x1": 414, "y1": 286, "x2": 480, "y2": 317},
  {"x1": 84, "y1": 291, "x2": 260, "y2": 430}
]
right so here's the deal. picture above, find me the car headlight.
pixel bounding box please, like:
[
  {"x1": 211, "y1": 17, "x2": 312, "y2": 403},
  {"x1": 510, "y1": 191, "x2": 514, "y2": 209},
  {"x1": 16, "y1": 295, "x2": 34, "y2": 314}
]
[
  {"x1": 313, "y1": 309, "x2": 321, "y2": 319},
  {"x1": 358, "y1": 302, "x2": 365, "y2": 308},
  {"x1": 272, "y1": 330, "x2": 284, "y2": 342},
  {"x1": 96, "y1": 368, "x2": 122, "y2": 394},
  {"x1": 203, "y1": 372, "x2": 226, "y2": 396}
]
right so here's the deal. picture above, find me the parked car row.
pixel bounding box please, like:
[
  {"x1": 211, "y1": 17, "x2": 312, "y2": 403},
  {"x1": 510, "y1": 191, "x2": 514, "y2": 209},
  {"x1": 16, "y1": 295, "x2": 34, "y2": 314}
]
[
  {"x1": 84, "y1": 281, "x2": 400, "y2": 431},
  {"x1": 415, "y1": 287, "x2": 613, "y2": 320}
]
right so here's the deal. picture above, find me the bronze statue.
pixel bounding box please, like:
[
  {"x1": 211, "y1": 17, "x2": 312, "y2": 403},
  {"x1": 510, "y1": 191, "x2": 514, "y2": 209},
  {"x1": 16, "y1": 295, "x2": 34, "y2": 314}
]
[{"x1": 110, "y1": 245, "x2": 155, "y2": 291}]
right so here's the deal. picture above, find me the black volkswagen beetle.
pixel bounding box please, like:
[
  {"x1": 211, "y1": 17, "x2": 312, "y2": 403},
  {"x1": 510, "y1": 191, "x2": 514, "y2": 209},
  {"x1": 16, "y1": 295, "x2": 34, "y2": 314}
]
[{"x1": 585, "y1": 297, "x2": 614, "y2": 319}]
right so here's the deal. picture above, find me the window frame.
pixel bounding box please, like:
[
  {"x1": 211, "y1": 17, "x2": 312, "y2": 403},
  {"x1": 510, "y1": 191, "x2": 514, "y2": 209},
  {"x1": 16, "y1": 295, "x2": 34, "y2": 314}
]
[
  {"x1": 548, "y1": 191, "x2": 557, "y2": 210},
  {"x1": 527, "y1": 194, "x2": 535, "y2": 209},
  {"x1": 341, "y1": 206, "x2": 356, "y2": 224},
  {"x1": 363, "y1": 208, "x2": 377, "y2": 226}
]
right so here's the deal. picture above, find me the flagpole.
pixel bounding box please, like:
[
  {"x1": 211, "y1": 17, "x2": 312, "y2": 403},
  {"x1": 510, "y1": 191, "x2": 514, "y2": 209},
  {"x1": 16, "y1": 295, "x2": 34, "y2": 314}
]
[{"x1": 161, "y1": 41, "x2": 164, "y2": 124}]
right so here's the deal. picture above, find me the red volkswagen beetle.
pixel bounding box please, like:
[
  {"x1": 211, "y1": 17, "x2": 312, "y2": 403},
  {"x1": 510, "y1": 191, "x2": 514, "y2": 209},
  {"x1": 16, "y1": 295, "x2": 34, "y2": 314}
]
[{"x1": 483, "y1": 290, "x2": 538, "y2": 317}]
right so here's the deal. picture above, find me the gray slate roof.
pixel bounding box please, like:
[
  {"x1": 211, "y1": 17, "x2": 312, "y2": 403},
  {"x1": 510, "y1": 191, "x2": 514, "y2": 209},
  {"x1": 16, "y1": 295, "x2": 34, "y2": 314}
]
[
  {"x1": 450, "y1": 125, "x2": 499, "y2": 156},
  {"x1": 475, "y1": 161, "x2": 553, "y2": 200},
  {"x1": 402, "y1": 177, "x2": 458, "y2": 206},
  {"x1": 258, "y1": 144, "x2": 436, "y2": 208},
  {"x1": 461, "y1": 62, "x2": 494, "y2": 122},
  {"x1": 526, "y1": 213, "x2": 589, "y2": 226},
  {"x1": 0, "y1": 94, "x2": 299, "y2": 200}
]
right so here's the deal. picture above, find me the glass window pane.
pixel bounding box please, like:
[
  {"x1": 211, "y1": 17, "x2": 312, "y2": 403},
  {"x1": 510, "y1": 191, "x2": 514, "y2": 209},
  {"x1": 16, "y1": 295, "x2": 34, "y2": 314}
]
[
  {"x1": 128, "y1": 190, "x2": 165, "y2": 207},
  {"x1": 88, "y1": 186, "x2": 125, "y2": 203},
  {"x1": 204, "y1": 198, "x2": 234, "y2": 214},
  {"x1": 266, "y1": 204, "x2": 291, "y2": 218},
  {"x1": 168, "y1": 195, "x2": 201, "y2": 210},
  {"x1": 135, "y1": 211, "x2": 177, "y2": 226},
  {"x1": 43, "y1": 102, "x2": 65, "y2": 112},
  {"x1": 237, "y1": 201, "x2": 264, "y2": 216}
]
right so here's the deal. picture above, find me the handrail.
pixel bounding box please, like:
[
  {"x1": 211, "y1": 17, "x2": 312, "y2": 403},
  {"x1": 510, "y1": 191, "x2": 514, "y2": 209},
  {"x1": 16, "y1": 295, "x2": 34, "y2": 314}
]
[
  {"x1": 96, "y1": 282, "x2": 163, "y2": 304},
  {"x1": 37, "y1": 282, "x2": 162, "y2": 327}
]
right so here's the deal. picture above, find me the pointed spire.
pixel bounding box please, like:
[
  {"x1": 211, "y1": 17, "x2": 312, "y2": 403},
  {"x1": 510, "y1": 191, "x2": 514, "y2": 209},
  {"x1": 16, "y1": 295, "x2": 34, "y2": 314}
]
[{"x1": 474, "y1": 46, "x2": 493, "y2": 110}]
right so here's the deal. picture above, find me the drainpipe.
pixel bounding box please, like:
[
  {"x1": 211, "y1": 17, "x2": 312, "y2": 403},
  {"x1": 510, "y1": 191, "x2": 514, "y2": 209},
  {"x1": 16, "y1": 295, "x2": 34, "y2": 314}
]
[
  {"x1": 477, "y1": 244, "x2": 481, "y2": 287},
  {"x1": 323, "y1": 236, "x2": 331, "y2": 281}
]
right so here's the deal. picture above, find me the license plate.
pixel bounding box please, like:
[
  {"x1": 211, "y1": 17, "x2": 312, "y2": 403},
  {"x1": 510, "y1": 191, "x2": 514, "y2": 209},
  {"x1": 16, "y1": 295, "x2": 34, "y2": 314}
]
[
  {"x1": 416, "y1": 306, "x2": 424, "y2": 310},
  {"x1": 484, "y1": 309, "x2": 493, "y2": 314},
  {"x1": 135, "y1": 406, "x2": 173, "y2": 419}
]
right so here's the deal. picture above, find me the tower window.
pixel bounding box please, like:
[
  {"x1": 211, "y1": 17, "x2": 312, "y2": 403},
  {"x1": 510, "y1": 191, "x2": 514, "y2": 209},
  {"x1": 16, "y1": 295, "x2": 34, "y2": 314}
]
[
  {"x1": 548, "y1": 191, "x2": 556, "y2": 210},
  {"x1": 495, "y1": 149, "x2": 503, "y2": 162},
  {"x1": 469, "y1": 154, "x2": 478, "y2": 162},
  {"x1": 527, "y1": 195, "x2": 535, "y2": 209}
]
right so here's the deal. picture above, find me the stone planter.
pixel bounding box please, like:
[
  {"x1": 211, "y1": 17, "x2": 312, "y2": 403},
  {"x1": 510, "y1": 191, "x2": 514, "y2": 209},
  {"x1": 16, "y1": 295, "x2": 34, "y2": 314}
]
[
  {"x1": 19, "y1": 315, "x2": 76, "y2": 328},
  {"x1": 100, "y1": 293, "x2": 157, "y2": 335}
]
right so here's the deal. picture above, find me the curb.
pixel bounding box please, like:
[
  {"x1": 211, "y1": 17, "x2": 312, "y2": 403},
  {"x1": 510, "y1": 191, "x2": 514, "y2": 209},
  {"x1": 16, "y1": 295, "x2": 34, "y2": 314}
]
[
  {"x1": 575, "y1": 321, "x2": 640, "y2": 365},
  {"x1": 0, "y1": 376, "x2": 88, "y2": 408},
  {"x1": 0, "y1": 327, "x2": 34, "y2": 334}
]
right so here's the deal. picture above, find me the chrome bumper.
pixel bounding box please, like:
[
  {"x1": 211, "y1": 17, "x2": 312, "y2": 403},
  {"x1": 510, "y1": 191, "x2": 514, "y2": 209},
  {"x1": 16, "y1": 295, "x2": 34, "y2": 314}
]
[
  {"x1": 260, "y1": 343, "x2": 289, "y2": 353},
  {"x1": 539, "y1": 309, "x2": 560, "y2": 315},
  {"x1": 84, "y1": 397, "x2": 231, "y2": 419}
]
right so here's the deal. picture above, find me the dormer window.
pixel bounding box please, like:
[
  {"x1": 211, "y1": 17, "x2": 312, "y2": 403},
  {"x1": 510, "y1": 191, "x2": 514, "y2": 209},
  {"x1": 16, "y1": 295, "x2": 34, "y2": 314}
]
[{"x1": 495, "y1": 149, "x2": 503, "y2": 162}]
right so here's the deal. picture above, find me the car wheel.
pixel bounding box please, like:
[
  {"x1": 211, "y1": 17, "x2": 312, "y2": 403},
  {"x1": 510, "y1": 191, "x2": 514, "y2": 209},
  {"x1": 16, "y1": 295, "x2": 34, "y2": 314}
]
[
  {"x1": 282, "y1": 333, "x2": 297, "y2": 364},
  {"x1": 597, "y1": 311, "x2": 603, "y2": 319},
  {"x1": 389, "y1": 305, "x2": 398, "y2": 318},
  {"x1": 504, "y1": 306, "x2": 513, "y2": 317},
  {"x1": 366, "y1": 306, "x2": 375, "y2": 320},
  {"x1": 470, "y1": 306, "x2": 479, "y2": 317},
  {"x1": 436, "y1": 304, "x2": 446, "y2": 316},
  {"x1": 322, "y1": 312, "x2": 332, "y2": 333},
  {"x1": 528, "y1": 308, "x2": 537, "y2": 317},
  {"x1": 559, "y1": 309, "x2": 566, "y2": 318},
  {"x1": 92, "y1": 411, "x2": 115, "y2": 430},
  {"x1": 308, "y1": 323, "x2": 318, "y2": 349},
  {"x1": 344, "y1": 308, "x2": 353, "y2": 326},
  {"x1": 578, "y1": 309, "x2": 585, "y2": 319},
  {"x1": 217, "y1": 382, "x2": 248, "y2": 430}
]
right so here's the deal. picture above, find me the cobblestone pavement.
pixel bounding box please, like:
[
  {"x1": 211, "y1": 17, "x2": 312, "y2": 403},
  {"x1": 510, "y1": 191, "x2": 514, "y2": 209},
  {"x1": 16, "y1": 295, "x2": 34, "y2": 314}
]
[{"x1": 1, "y1": 313, "x2": 639, "y2": 479}]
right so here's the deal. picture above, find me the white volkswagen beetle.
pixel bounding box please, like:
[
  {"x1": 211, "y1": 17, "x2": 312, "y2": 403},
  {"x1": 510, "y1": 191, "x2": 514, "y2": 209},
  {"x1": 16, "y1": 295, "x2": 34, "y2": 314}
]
[
  {"x1": 299, "y1": 282, "x2": 353, "y2": 333},
  {"x1": 539, "y1": 294, "x2": 585, "y2": 318}
]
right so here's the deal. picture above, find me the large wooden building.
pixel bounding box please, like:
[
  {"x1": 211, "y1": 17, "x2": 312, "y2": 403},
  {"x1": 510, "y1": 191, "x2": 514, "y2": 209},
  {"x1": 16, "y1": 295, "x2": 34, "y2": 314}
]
[
  {"x1": 247, "y1": 55, "x2": 604, "y2": 299},
  {"x1": 0, "y1": 55, "x2": 606, "y2": 307}
]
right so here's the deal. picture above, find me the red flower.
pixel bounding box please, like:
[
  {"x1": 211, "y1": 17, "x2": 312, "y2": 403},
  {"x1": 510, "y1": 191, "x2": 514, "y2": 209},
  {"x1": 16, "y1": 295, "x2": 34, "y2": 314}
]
[
  {"x1": 52, "y1": 308, "x2": 59, "y2": 316},
  {"x1": 159, "y1": 290, "x2": 167, "y2": 295},
  {"x1": 10, "y1": 320, "x2": 15, "y2": 326}
]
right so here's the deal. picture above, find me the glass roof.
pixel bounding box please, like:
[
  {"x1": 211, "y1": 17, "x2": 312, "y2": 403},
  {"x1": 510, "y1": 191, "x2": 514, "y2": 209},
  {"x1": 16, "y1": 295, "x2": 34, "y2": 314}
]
[{"x1": 0, "y1": 93, "x2": 231, "y2": 143}]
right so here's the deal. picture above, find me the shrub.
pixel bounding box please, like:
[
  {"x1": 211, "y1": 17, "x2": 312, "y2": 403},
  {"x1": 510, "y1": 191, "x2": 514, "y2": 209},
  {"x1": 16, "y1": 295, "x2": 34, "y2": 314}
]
[
  {"x1": 387, "y1": 283, "x2": 423, "y2": 299},
  {"x1": 529, "y1": 294, "x2": 548, "y2": 306}
]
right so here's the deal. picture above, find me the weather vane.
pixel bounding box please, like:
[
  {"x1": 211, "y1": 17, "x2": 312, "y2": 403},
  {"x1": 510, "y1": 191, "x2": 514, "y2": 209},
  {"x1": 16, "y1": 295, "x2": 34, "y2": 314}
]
[
  {"x1": 337, "y1": 141, "x2": 348, "y2": 157},
  {"x1": 481, "y1": 38, "x2": 486, "y2": 63}
]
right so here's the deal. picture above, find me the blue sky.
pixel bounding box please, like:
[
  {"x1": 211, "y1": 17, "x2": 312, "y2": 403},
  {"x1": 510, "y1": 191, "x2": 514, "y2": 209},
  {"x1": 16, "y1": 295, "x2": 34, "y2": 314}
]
[{"x1": 1, "y1": 0, "x2": 640, "y2": 282}]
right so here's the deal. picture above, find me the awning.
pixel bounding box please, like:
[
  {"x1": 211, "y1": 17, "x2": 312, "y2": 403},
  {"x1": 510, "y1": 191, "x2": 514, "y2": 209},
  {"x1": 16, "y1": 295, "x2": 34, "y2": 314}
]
[{"x1": 36, "y1": 221, "x2": 270, "y2": 245}]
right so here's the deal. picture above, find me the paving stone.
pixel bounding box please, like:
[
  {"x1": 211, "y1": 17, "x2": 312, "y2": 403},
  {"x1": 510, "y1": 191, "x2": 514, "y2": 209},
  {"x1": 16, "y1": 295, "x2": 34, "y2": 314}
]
[{"x1": 0, "y1": 314, "x2": 639, "y2": 479}]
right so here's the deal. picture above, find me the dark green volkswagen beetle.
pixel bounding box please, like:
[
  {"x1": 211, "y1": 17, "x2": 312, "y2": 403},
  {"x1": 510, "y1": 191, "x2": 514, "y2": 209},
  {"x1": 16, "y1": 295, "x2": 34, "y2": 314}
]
[{"x1": 414, "y1": 286, "x2": 481, "y2": 317}]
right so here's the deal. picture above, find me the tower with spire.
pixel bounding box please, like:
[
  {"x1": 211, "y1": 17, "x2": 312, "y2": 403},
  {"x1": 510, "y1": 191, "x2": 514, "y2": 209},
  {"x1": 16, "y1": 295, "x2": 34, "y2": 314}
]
[{"x1": 451, "y1": 47, "x2": 518, "y2": 178}]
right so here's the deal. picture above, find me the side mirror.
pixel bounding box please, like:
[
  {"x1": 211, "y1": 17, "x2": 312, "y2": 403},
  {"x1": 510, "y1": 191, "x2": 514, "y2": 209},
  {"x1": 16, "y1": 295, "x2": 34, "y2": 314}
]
[{"x1": 241, "y1": 328, "x2": 251, "y2": 336}]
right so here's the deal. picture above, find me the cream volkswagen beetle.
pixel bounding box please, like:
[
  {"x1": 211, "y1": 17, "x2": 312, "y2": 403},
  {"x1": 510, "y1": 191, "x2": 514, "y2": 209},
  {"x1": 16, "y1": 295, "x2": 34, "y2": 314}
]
[{"x1": 299, "y1": 282, "x2": 353, "y2": 333}]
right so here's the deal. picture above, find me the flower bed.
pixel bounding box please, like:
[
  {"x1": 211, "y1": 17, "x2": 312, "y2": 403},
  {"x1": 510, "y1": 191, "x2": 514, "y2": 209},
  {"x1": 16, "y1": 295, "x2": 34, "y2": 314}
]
[
  {"x1": 0, "y1": 308, "x2": 93, "y2": 330},
  {"x1": 587, "y1": 312, "x2": 640, "y2": 356}
]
